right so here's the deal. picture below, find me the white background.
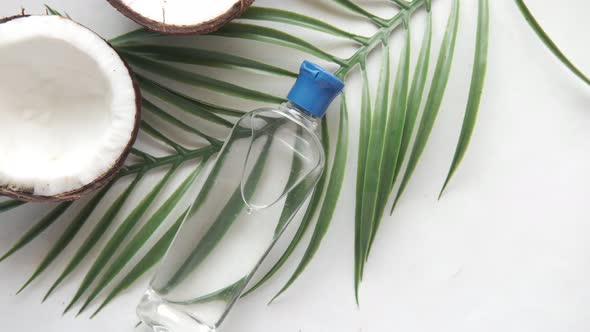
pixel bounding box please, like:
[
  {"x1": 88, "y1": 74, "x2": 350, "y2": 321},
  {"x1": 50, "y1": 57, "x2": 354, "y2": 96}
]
[{"x1": 1, "y1": 0, "x2": 590, "y2": 331}]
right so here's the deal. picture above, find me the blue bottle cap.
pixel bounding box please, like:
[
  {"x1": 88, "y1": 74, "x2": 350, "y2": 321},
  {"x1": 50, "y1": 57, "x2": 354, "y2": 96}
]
[{"x1": 287, "y1": 61, "x2": 345, "y2": 118}]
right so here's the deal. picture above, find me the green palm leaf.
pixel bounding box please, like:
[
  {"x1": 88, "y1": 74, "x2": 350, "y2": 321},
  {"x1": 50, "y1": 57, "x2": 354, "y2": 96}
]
[
  {"x1": 212, "y1": 23, "x2": 347, "y2": 66},
  {"x1": 0, "y1": 0, "x2": 496, "y2": 313},
  {"x1": 44, "y1": 5, "x2": 62, "y2": 16},
  {"x1": 393, "y1": 0, "x2": 460, "y2": 208},
  {"x1": 141, "y1": 121, "x2": 189, "y2": 154},
  {"x1": 357, "y1": 47, "x2": 391, "y2": 287},
  {"x1": 18, "y1": 183, "x2": 114, "y2": 294},
  {"x1": 118, "y1": 45, "x2": 298, "y2": 78},
  {"x1": 391, "y1": 11, "x2": 432, "y2": 192},
  {"x1": 440, "y1": 0, "x2": 490, "y2": 196},
  {"x1": 368, "y1": 23, "x2": 411, "y2": 255},
  {"x1": 90, "y1": 210, "x2": 188, "y2": 317},
  {"x1": 514, "y1": 0, "x2": 589, "y2": 85},
  {"x1": 136, "y1": 75, "x2": 239, "y2": 124},
  {"x1": 0, "y1": 202, "x2": 72, "y2": 263},
  {"x1": 64, "y1": 167, "x2": 178, "y2": 314},
  {"x1": 0, "y1": 200, "x2": 24, "y2": 213},
  {"x1": 109, "y1": 28, "x2": 162, "y2": 47},
  {"x1": 240, "y1": 7, "x2": 370, "y2": 44},
  {"x1": 141, "y1": 98, "x2": 221, "y2": 145},
  {"x1": 44, "y1": 175, "x2": 144, "y2": 301},
  {"x1": 78, "y1": 160, "x2": 208, "y2": 315},
  {"x1": 125, "y1": 53, "x2": 285, "y2": 104},
  {"x1": 271, "y1": 96, "x2": 349, "y2": 302},
  {"x1": 354, "y1": 66, "x2": 372, "y2": 302},
  {"x1": 159, "y1": 138, "x2": 273, "y2": 293},
  {"x1": 241, "y1": 126, "x2": 330, "y2": 297},
  {"x1": 331, "y1": 0, "x2": 389, "y2": 26}
]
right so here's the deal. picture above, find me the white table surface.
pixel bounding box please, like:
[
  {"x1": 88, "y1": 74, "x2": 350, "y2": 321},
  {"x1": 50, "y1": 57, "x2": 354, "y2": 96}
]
[{"x1": 1, "y1": 0, "x2": 589, "y2": 331}]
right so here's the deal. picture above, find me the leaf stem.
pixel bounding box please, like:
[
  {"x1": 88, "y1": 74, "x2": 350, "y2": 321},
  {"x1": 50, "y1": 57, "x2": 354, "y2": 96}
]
[
  {"x1": 335, "y1": 0, "x2": 426, "y2": 79},
  {"x1": 119, "y1": 146, "x2": 219, "y2": 178}
]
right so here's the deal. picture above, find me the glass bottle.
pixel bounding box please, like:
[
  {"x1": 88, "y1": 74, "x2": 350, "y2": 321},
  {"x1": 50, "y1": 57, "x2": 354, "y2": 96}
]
[{"x1": 137, "y1": 61, "x2": 345, "y2": 332}]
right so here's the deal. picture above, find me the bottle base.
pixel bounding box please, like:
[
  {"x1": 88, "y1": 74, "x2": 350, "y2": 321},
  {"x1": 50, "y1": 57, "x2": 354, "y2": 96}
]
[{"x1": 137, "y1": 289, "x2": 216, "y2": 332}]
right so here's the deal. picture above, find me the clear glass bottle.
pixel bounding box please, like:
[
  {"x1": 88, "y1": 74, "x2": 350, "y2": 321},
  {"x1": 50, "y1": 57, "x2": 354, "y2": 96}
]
[{"x1": 137, "y1": 61, "x2": 345, "y2": 332}]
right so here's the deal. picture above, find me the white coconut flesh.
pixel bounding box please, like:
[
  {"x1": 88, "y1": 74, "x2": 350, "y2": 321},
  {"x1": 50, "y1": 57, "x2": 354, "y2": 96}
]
[
  {"x1": 0, "y1": 16, "x2": 137, "y2": 197},
  {"x1": 118, "y1": 0, "x2": 245, "y2": 26}
]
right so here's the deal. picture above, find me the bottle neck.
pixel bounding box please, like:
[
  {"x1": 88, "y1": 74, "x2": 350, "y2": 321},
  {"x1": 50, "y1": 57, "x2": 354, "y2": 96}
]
[{"x1": 282, "y1": 101, "x2": 321, "y2": 130}]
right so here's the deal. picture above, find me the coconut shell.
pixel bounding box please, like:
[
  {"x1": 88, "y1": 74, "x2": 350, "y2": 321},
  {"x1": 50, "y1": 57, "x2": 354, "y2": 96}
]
[
  {"x1": 107, "y1": 0, "x2": 255, "y2": 35},
  {"x1": 0, "y1": 15, "x2": 141, "y2": 203}
]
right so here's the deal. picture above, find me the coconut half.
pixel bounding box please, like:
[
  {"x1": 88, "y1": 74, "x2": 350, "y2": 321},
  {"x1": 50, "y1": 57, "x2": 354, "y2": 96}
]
[
  {"x1": 0, "y1": 15, "x2": 140, "y2": 202},
  {"x1": 107, "y1": 0, "x2": 254, "y2": 34}
]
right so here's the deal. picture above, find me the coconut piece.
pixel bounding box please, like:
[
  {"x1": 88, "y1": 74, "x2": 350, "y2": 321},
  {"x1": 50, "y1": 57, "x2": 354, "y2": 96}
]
[
  {"x1": 0, "y1": 15, "x2": 140, "y2": 202},
  {"x1": 107, "y1": 0, "x2": 254, "y2": 35}
]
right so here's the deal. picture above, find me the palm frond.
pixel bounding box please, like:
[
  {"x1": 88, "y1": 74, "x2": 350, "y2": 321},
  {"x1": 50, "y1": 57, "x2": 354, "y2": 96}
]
[
  {"x1": 158, "y1": 137, "x2": 273, "y2": 294},
  {"x1": 212, "y1": 23, "x2": 347, "y2": 66},
  {"x1": 126, "y1": 53, "x2": 285, "y2": 104},
  {"x1": 440, "y1": 0, "x2": 490, "y2": 196},
  {"x1": 357, "y1": 45, "x2": 391, "y2": 289},
  {"x1": 64, "y1": 166, "x2": 179, "y2": 314},
  {"x1": 44, "y1": 5, "x2": 63, "y2": 16},
  {"x1": 514, "y1": 0, "x2": 589, "y2": 85},
  {"x1": 392, "y1": 11, "x2": 432, "y2": 190},
  {"x1": 331, "y1": 0, "x2": 389, "y2": 26},
  {"x1": 393, "y1": 0, "x2": 460, "y2": 209},
  {"x1": 369, "y1": 22, "x2": 411, "y2": 254},
  {"x1": 91, "y1": 210, "x2": 189, "y2": 317},
  {"x1": 136, "y1": 76, "x2": 239, "y2": 124},
  {"x1": 0, "y1": 200, "x2": 25, "y2": 213},
  {"x1": 271, "y1": 96, "x2": 349, "y2": 302},
  {"x1": 78, "y1": 160, "x2": 208, "y2": 315},
  {"x1": 0, "y1": 202, "x2": 72, "y2": 263},
  {"x1": 0, "y1": 0, "x2": 492, "y2": 315},
  {"x1": 241, "y1": 7, "x2": 370, "y2": 44},
  {"x1": 242, "y1": 124, "x2": 330, "y2": 297},
  {"x1": 44, "y1": 175, "x2": 144, "y2": 301},
  {"x1": 354, "y1": 65, "x2": 372, "y2": 302},
  {"x1": 118, "y1": 44, "x2": 298, "y2": 78},
  {"x1": 18, "y1": 183, "x2": 115, "y2": 294},
  {"x1": 141, "y1": 98, "x2": 220, "y2": 144}
]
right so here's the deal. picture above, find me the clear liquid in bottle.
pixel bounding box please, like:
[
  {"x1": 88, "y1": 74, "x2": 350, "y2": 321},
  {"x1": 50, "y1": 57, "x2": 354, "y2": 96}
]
[{"x1": 137, "y1": 61, "x2": 344, "y2": 332}]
